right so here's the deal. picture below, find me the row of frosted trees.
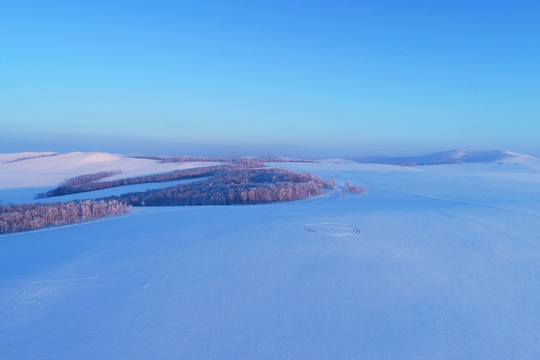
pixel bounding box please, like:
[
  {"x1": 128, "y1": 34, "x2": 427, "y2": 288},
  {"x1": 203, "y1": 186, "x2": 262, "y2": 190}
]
[
  {"x1": 60, "y1": 170, "x2": 122, "y2": 187},
  {"x1": 35, "y1": 161, "x2": 264, "y2": 199},
  {"x1": 133, "y1": 156, "x2": 316, "y2": 164},
  {"x1": 0, "y1": 200, "x2": 131, "y2": 234},
  {"x1": 103, "y1": 168, "x2": 335, "y2": 206},
  {"x1": 2, "y1": 167, "x2": 340, "y2": 233}
]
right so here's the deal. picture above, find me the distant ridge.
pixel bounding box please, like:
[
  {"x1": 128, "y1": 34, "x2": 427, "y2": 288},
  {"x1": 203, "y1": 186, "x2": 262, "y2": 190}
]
[{"x1": 348, "y1": 150, "x2": 528, "y2": 166}]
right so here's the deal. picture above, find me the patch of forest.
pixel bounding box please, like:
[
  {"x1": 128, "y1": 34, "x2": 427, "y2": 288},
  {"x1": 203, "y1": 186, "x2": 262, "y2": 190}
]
[
  {"x1": 102, "y1": 168, "x2": 335, "y2": 206},
  {"x1": 35, "y1": 161, "x2": 263, "y2": 199},
  {"x1": 2, "y1": 167, "x2": 341, "y2": 234},
  {"x1": 0, "y1": 200, "x2": 131, "y2": 234}
]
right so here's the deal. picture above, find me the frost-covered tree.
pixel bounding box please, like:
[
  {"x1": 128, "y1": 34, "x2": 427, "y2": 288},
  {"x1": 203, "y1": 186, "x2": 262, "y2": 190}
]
[{"x1": 0, "y1": 200, "x2": 131, "y2": 234}]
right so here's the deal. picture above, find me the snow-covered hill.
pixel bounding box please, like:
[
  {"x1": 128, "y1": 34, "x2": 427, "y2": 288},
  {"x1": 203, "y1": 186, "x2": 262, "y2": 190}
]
[
  {"x1": 0, "y1": 151, "x2": 223, "y2": 190},
  {"x1": 1, "y1": 151, "x2": 540, "y2": 358},
  {"x1": 349, "y1": 149, "x2": 539, "y2": 166}
]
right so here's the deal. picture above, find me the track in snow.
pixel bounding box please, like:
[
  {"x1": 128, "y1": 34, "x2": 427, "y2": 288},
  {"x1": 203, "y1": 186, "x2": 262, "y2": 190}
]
[{"x1": 305, "y1": 222, "x2": 361, "y2": 236}]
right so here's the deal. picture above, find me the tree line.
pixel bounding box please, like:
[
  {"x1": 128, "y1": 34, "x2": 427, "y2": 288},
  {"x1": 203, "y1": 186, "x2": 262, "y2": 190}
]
[
  {"x1": 133, "y1": 155, "x2": 317, "y2": 163},
  {"x1": 0, "y1": 200, "x2": 131, "y2": 234},
  {"x1": 102, "y1": 168, "x2": 335, "y2": 206},
  {"x1": 5, "y1": 153, "x2": 60, "y2": 163},
  {"x1": 3, "y1": 168, "x2": 339, "y2": 233},
  {"x1": 60, "y1": 170, "x2": 122, "y2": 187},
  {"x1": 35, "y1": 161, "x2": 263, "y2": 199}
]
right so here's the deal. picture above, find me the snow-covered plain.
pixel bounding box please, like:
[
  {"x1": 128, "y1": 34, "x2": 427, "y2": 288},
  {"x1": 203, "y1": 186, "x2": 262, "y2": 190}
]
[{"x1": 1, "y1": 152, "x2": 540, "y2": 359}]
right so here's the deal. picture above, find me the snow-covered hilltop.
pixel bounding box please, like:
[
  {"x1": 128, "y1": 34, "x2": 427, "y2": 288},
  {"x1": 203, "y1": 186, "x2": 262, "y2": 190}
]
[{"x1": 349, "y1": 149, "x2": 540, "y2": 166}]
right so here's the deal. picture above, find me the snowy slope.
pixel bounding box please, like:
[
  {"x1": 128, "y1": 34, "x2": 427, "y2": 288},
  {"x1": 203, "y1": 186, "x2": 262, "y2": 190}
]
[
  {"x1": 0, "y1": 152, "x2": 223, "y2": 190},
  {"x1": 2, "y1": 154, "x2": 540, "y2": 359}
]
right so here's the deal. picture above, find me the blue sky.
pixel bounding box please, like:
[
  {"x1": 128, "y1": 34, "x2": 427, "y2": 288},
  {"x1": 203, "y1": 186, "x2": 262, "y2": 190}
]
[{"x1": 1, "y1": 0, "x2": 539, "y2": 156}]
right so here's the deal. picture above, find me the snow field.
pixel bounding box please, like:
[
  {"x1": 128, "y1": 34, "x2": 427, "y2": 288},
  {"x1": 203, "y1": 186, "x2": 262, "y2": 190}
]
[{"x1": 1, "y1": 153, "x2": 540, "y2": 358}]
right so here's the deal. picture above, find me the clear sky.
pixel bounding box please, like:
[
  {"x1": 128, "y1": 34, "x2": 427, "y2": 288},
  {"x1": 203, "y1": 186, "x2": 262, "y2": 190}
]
[{"x1": 1, "y1": 0, "x2": 539, "y2": 156}]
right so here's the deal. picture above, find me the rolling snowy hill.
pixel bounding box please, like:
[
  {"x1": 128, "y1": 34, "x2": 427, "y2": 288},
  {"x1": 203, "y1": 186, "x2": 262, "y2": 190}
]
[
  {"x1": 349, "y1": 149, "x2": 539, "y2": 166},
  {"x1": 1, "y1": 151, "x2": 540, "y2": 359},
  {"x1": 0, "y1": 151, "x2": 224, "y2": 190}
]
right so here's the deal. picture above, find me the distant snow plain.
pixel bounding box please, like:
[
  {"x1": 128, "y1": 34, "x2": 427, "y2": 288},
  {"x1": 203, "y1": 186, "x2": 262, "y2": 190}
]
[{"x1": 1, "y1": 151, "x2": 540, "y2": 359}]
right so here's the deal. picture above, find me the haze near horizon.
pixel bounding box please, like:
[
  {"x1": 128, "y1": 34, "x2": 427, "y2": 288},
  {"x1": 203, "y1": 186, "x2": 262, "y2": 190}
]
[{"x1": 2, "y1": 0, "x2": 539, "y2": 156}]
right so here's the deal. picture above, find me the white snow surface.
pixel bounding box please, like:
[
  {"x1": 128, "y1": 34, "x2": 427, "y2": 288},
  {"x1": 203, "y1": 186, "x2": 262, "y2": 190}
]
[
  {"x1": 0, "y1": 152, "x2": 223, "y2": 189},
  {"x1": 2, "y1": 154, "x2": 540, "y2": 359},
  {"x1": 0, "y1": 178, "x2": 208, "y2": 205}
]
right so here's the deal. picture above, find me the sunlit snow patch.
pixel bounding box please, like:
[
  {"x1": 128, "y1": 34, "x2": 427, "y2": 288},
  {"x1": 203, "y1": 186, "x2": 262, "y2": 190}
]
[{"x1": 305, "y1": 222, "x2": 361, "y2": 236}]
